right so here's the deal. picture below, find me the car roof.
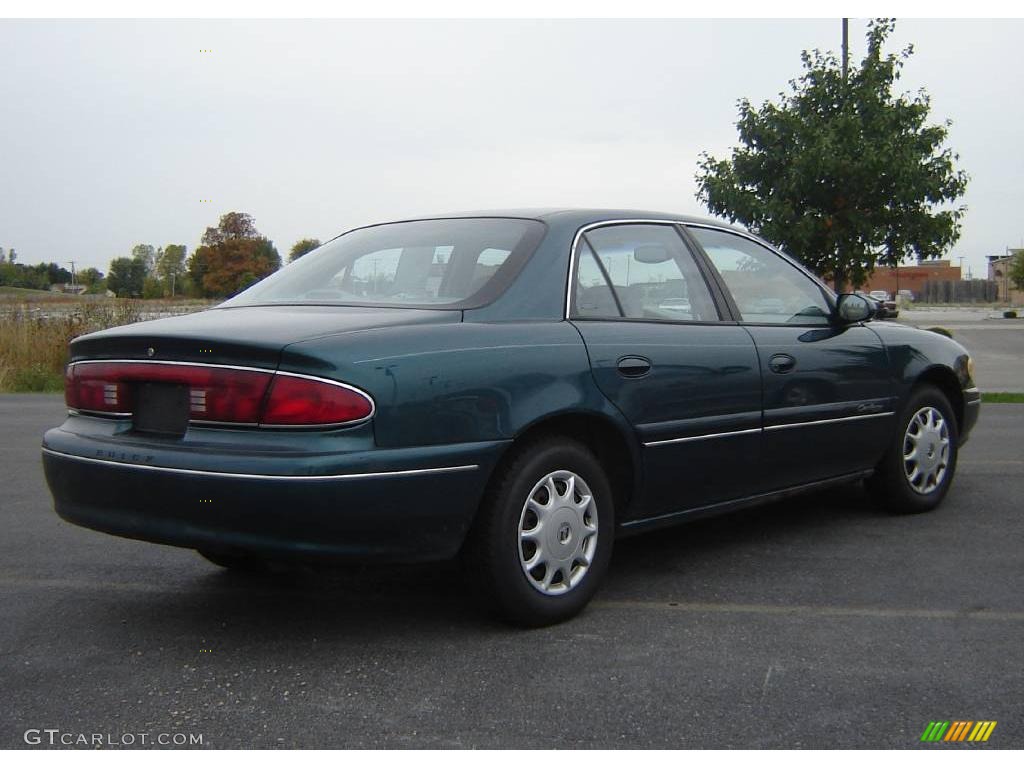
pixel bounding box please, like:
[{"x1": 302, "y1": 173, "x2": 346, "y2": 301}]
[{"x1": 365, "y1": 208, "x2": 751, "y2": 233}]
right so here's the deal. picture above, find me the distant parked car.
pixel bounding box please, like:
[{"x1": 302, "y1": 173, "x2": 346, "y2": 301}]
[
  {"x1": 865, "y1": 290, "x2": 899, "y2": 319},
  {"x1": 43, "y1": 210, "x2": 979, "y2": 626},
  {"x1": 657, "y1": 297, "x2": 692, "y2": 315}
]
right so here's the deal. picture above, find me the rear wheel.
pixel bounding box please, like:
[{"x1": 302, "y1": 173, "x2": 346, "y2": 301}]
[
  {"x1": 464, "y1": 438, "x2": 614, "y2": 627},
  {"x1": 866, "y1": 385, "x2": 958, "y2": 514}
]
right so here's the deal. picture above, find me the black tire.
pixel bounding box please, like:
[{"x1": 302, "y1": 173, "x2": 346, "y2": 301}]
[
  {"x1": 866, "y1": 385, "x2": 959, "y2": 514},
  {"x1": 197, "y1": 549, "x2": 270, "y2": 572},
  {"x1": 463, "y1": 437, "x2": 615, "y2": 627}
]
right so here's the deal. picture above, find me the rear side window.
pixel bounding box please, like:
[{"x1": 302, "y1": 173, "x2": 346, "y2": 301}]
[
  {"x1": 574, "y1": 242, "x2": 622, "y2": 318},
  {"x1": 572, "y1": 224, "x2": 720, "y2": 322}
]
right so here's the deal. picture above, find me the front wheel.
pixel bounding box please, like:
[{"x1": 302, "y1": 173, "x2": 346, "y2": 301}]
[
  {"x1": 866, "y1": 385, "x2": 959, "y2": 514},
  {"x1": 463, "y1": 438, "x2": 615, "y2": 627}
]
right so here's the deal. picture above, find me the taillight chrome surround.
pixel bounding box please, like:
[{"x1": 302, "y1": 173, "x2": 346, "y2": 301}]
[{"x1": 65, "y1": 360, "x2": 376, "y2": 429}]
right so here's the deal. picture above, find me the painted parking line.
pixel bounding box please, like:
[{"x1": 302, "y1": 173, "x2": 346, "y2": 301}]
[
  {"x1": 593, "y1": 600, "x2": 1024, "y2": 622},
  {"x1": 4, "y1": 576, "x2": 1022, "y2": 621},
  {"x1": 959, "y1": 460, "x2": 1024, "y2": 465}
]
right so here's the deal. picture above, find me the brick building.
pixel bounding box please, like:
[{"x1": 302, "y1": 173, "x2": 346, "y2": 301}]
[{"x1": 859, "y1": 260, "x2": 961, "y2": 299}]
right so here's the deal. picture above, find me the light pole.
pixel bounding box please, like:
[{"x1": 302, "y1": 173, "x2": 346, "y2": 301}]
[{"x1": 842, "y1": 18, "x2": 849, "y2": 81}]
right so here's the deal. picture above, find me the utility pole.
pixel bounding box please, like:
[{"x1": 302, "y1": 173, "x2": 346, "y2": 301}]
[
  {"x1": 833, "y1": 18, "x2": 850, "y2": 293},
  {"x1": 67, "y1": 260, "x2": 77, "y2": 287},
  {"x1": 842, "y1": 18, "x2": 849, "y2": 80}
]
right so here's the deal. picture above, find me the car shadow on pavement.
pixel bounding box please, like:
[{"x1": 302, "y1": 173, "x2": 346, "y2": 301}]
[{"x1": 75, "y1": 481, "x2": 885, "y2": 641}]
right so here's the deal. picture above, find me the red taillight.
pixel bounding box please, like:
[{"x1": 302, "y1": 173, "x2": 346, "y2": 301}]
[
  {"x1": 65, "y1": 362, "x2": 373, "y2": 428},
  {"x1": 262, "y1": 374, "x2": 374, "y2": 426}
]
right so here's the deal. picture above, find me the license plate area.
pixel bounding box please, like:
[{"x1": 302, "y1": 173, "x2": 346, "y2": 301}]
[{"x1": 133, "y1": 382, "x2": 190, "y2": 437}]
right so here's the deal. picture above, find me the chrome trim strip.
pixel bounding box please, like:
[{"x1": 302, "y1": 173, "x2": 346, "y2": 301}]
[
  {"x1": 66, "y1": 359, "x2": 377, "y2": 427},
  {"x1": 643, "y1": 411, "x2": 895, "y2": 446},
  {"x1": 41, "y1": 447, "x2": 479, "y2": 481},
  {"x1": 69, "y1": 408, "x2": 132, "y2": 419},
  {"x1": 644, "y1": 427, "x2": 761, "y2": 448},
  {"x1": 69, "y1": 359, "x2": 271, "y2": 374},
  {"x1": 764, "y1": 411, "x2": 895, "y2": 431}
]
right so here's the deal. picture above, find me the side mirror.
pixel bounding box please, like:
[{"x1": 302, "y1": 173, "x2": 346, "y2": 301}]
[{"x1": 835, "y1": 293, "x2": 875, "y2": 324}]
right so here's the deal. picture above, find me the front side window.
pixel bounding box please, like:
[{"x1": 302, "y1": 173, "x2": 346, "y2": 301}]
[
  {"x1": 223, "y1": 218, "x2": 544, "y2": 309},
  {"x1": 689, "y1": 227, "x2": 832, "y2": 325},
  {"x1": 573, "y1": 224, "x2": 719, "y2": 322}
]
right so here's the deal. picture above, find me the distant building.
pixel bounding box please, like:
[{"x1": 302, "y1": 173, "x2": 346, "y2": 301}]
[
  {"x1": 988, "y1": 249, "x2": 1023, "y2": 303},
  {"x1": 859, "y1": 260, "x2": 961, "y2": 299}
]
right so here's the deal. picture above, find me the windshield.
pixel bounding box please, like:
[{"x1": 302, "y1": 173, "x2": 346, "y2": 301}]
[{"x1": 223, "y1": 217, "x2": 545, "y2": 309}]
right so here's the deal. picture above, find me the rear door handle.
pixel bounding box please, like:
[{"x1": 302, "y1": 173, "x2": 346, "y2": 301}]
[
  {"x1": 768, "y1": 353, "x2": 796, "y2": 374},
  {"x1": 616, "y1": 356, "x2": 652, "y2": 378}
]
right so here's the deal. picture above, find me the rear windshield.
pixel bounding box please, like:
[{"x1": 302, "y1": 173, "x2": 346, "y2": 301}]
[{"x1": 222, "y1": 218, "x2": 546, "y2": 309}]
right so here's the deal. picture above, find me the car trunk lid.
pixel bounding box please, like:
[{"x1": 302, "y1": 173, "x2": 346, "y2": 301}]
[{"x1": 69, "y1": 304, "x2": 461, "y2": 368}]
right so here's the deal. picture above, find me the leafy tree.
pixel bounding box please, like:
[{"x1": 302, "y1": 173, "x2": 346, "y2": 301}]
[
  {"x1": 131, "y1": 244, "x2": 156, "y2": 276},
  {"x1": 201, "y1": 212, "x2": 259, "y2": 247},
  {"x1": 289, "y1": 238, "x2": 321, "y2": 262},
  {"x1": 78, "y1": 267, "x2": 103, "y2": 287},
  {"x1": 0, "y1": 261, "x2": 47, "y2": 289},
  {"x1": 1010, "y1": 250, "x2": 1024, "y2": 291},
  {"x1": 186, "y1": 249, "x2": 208, "y2": 298},
  {"x1": 695, "y1": 19, "x2": 968, "y2": 290},
  {"x1": 107, "y1": 256, "x2": 147, "y2": 298},
  {"x1": 41, "y1": 262, "x2": 72, "y2": 285},
  {"x1": 189, "y1": 212, "x2": 281, "y2": 298},
  {"x1": 77, "y1": 267, "x2": 104, "y2": 291},
  {"x1": 156, "y1": 244, "x2": 188, "y2": 295},
  {"x1": 8, "y1": 247, "x2": 17, "y2": 264},
  {"x1": 142, "y1": 277, "x2": 164, "y2": 299}
]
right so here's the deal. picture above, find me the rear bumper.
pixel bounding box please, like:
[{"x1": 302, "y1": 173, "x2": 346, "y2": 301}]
[{"x1": 42, "y1": 427, "x2": 506, "y2": 563}]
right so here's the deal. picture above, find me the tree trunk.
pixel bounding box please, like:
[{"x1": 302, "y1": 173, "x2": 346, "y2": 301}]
[{"x1": 833, "y1": 266, "x2": 846, "y2": 294}]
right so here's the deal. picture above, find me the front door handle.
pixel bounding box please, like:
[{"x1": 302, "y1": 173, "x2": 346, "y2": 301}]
[
  {"x1": 616, "y1": 356, "x2": 652, "y2": 378},
  {"x1": 769, "y1": 353, "x2": 796, "y2": 374}
]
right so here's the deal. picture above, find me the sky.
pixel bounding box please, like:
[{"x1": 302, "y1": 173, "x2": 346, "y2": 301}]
[{"x1": 1, "y1": 18, "x2": 1022, "y2": 279}]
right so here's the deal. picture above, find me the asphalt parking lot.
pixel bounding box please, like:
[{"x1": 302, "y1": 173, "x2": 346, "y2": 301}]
[
  {"x1": 2, "y1": 394, "x2": 1022, "y2": 749},
  {"x1": 896, "y1": 307, "x2": 1024, "y2": 392}
]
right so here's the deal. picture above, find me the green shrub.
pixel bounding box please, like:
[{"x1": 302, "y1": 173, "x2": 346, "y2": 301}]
[
  {"x1": 1004, "y1": 310, "x2": 1018, "y2": 319},
  {"x1": 0, "y1": 300, "x2": 145, "y2": 393},
  {"x1": 10, "y1": 364, "x2": 64, "y2": 392},
  {"x1": 926, "y1": 326, "x2": 953, "y2": 338}
]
